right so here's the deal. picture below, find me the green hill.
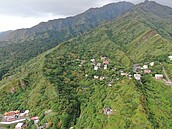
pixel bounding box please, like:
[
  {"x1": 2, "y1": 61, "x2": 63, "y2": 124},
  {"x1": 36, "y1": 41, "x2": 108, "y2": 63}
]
[
  {"x1": 0, "y1": 1, "x2": 172, "y2": 129},
  {"x1": 0, "y1": 2, "x2": 134, "y2": 79}
]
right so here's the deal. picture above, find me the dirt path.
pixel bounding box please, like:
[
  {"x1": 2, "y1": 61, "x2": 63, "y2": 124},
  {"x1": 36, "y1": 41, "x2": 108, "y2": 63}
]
[{"x1": 162, "y1": 67, "x2": 172, "y2": 86}]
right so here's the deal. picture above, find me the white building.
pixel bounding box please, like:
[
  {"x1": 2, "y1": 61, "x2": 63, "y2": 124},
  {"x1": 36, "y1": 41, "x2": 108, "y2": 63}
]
[
  {"x1": 168, "y1": 56, "x2": 172, "y2": 60},
  {"x1": 155, "y1": 74, "x2": 163, "y2": 80},
  {"x1": 104, "y1": 65, "x2": 108, "y2": 70},
  {"x1": 91, "y1": 59, "x2": 95, "y2": 62},
  {"x1": 142, "y1": 65, "x2": 148, "y2": 69},
  {"x1": 150, "y1": 62, "x2": 155, "y2": 66},
  {"x1": 97, "y1": 63, "x2": 101, "y2": 67},
  {"x1": 108, "y1": 83, "x2": 112, "y2": 87},
  {"x1": 100, "y1": 76, "x2": 105, "y2": 81},
  {"x1": 134, "y1": 74, "x2": 141, "y2": 80},
  {"x1": 94, "y1": 75, "x2": 99, "y2": 79},
  {"x1": 94, "y1": 66, "x2": 99, "y2": 71}
]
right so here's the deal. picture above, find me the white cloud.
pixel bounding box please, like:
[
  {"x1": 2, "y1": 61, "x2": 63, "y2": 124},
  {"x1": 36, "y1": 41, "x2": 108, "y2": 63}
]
[
  {"x1": 0, "y1": 0, "x2": 171, "y2": 32},
  {"x1": 0, "y1": 14, "x2": 64, "y2": 32}
]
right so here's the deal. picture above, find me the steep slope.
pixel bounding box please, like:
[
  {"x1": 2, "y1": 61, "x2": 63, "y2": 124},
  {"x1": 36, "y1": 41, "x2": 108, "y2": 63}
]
[
  {"x1": 0, "y1": 2, "x2": 134, "y2": 79},
  {"x1": 0, "y1": 1, "x2": 172, "y2": 129}
]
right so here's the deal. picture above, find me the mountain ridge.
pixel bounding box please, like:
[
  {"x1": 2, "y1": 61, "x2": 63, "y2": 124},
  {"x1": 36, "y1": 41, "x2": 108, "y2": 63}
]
[{"x1": 0, "y1": 1, "x2": 134, "y2": 41}]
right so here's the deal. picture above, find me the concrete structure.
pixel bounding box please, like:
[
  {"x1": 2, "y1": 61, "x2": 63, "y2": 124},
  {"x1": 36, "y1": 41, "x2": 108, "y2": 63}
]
[{"x1": 155, "y1": 74, "x2": 163, "y2": 80}]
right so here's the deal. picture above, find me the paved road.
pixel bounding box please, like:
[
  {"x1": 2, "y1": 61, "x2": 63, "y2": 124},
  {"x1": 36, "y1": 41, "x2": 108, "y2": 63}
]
[
  {"x1": 0, "y1": 118, "x2": 26, "y2": 125},
  {"x1": 162, "y1": 67, "x2": 172, "y2": 86}
]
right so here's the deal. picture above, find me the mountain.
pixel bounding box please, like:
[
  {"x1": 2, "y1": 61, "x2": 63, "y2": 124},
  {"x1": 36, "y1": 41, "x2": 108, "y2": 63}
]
[
  {"x1": 0, "y1": 1, "x2": 172, "y2": 129},
  {"x1": 0, "y1": 1, "x2": 134, "y2": 79},
  {"x1": 0, "y1": 1, "x2": 134, "y2": 41}
]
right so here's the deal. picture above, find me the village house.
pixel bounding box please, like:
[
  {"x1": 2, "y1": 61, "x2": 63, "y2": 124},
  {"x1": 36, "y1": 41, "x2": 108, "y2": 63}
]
[
  {"x1": 120, "y1": 71, "x2": 128, "y2": 76},
  {"x1": 142, "y1": 65, "x2": 148, "y2": 69},
  {"x1": 103, "y1": 60, "x2": 110, "y2": 65},
  {"x1": 31, "y1": 116, "x2": 39, "y2": 121},
  {"x1": 128, "y1": 74, "x2": 132, "y2": 79},
  {"x1": 133, "y1": 64, "x2": 141, "y2": 72},
  {"x1": 94, "y1": 75, "x2": 99, "y2": 79},
  {"x1": 100, "y1": 76, "x2": 105, "y2": 81},
  {"x1": 100, "y1": 56, "x2": 107, "y2": 60},
  {"x1": 104, "y1": 108, "x2": 113, "y2": 115},
  {"x1": 94, "y1": 66, "x2": 99, "y2": 71},
  {"x1": 144, "y1": 70, "x2": 152, "y2": 74},
  {"x1": 90, "y1": 58, "x2": 95, "y2": 62},
  {"x1": 97, "y1": 63, "x2": 101, "y2": 67},
  {"x1": 168, "y1": 56, "x2": 172, "y2": 60},
  {"x1": 104, "y1": 65, "x2": 108, "y2": 70},
  {"x1": 108, "y1": 83, "x2": 112, "y2": 87},
  {"x1": 90, "y1": 58, "x2": 96, "y2": 65},
  {"x1": 155, "y1": 74, "x2": 163, "y2": 80},
  {"x1": 134, "y1": 74, "x2": 141, "y2": 80},
  {"x1": 150, "y1": 62, "x2": 154, "y2": 66}
]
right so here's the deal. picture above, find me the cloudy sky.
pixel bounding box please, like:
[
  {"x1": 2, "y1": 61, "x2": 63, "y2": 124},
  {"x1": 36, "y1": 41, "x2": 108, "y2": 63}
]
[{"x1": 0, "y1": 0, "x2": 171, "y2": 32}]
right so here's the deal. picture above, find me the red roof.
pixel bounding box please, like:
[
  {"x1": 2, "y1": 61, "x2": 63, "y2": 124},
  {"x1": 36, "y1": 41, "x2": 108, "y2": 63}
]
[{"x1": 31, "y1": 116, "x2": 39, "y2": 120}]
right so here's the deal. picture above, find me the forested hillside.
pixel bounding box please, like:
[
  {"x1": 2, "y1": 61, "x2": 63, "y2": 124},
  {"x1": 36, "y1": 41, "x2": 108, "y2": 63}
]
[
  {"x1": 0, "y1": 2, "x2": 134, "y2": 79},
  {"x1": 0, "y1": 1, "x2": 172, "y2": 129}
]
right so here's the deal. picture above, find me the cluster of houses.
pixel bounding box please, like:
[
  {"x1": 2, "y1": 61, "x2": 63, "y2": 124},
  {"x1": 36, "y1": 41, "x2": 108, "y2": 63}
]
[
  {"x1": 90, "y1": 56, "x2": 110, "y2": 80},
  {"x1": 0, "y1": 110, "x2": 48, "y2": 129},
  {"x1": 3, "y1": 110, "x2": 29, "y2": 122},
  {"x1": 133, "y1": 62, "x2": 164, "y2": 81},
  {"x1": 91, "y1": 56, "x2": 110, "y2": 71}
]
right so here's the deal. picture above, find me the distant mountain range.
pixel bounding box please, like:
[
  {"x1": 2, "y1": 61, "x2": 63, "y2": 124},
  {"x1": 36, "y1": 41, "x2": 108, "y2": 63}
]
[
  {"x1": 0, "y1": 1, "x2": 134, "y2": 41},
  {"x1": 0, "y1": 1, "x2": 172, "y2": 129}
]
